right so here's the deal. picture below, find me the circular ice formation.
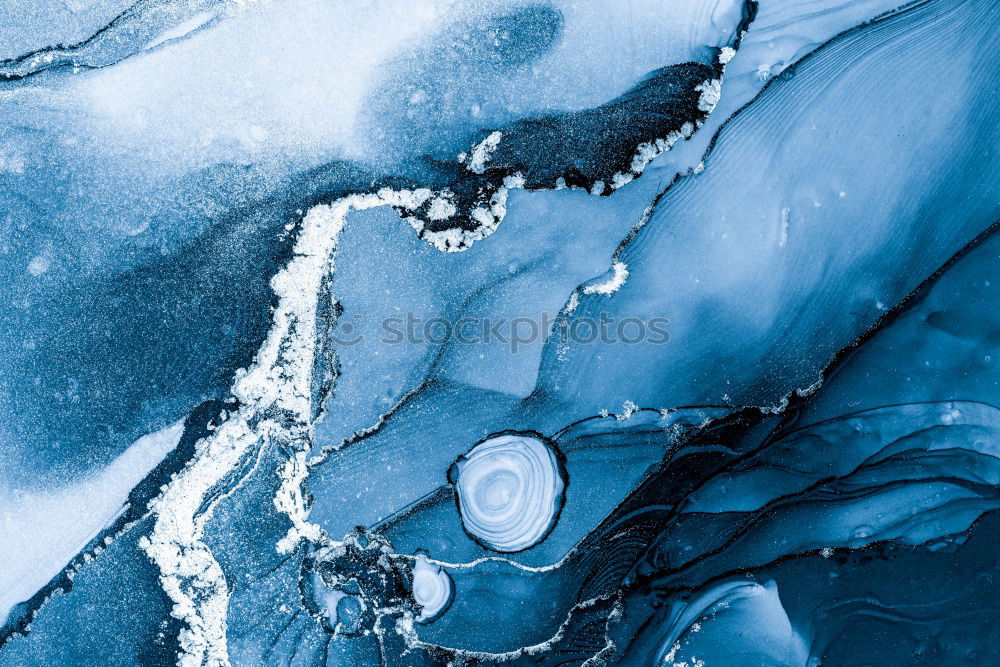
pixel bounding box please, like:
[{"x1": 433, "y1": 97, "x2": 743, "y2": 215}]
[
  {"x1": 451, "y1": 433, "x2": 566, "y2": 552},
  {"x1": 411, "y1": 553, "x2": 453, "y2": 623}
]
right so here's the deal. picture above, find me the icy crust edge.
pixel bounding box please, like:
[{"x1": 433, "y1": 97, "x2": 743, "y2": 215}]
[
  {"x1": 408, "y1": 1, "x2": 759, "y2": 252},
  {"x1": 139, "y1": 190, "x2": 434, "y2": 666},
  {"x1": 0, "y1": 0, "x2": 231, "y2": 83},
  {"x1": 421, "y1": 50, "x2": 743, "y2": 253}
]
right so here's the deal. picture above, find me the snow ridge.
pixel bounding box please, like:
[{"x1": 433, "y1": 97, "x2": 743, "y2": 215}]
[{"x1": 140, "y1": 190, "x2": 433, "y2": 666}]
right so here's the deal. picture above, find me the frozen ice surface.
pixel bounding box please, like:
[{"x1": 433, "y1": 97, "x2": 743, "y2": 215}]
[
  {"x1": 0, "y1": 0, "x2": 997, "y2": 665},
  {"x1": 449, "y1": 433, "x2": 566, "y2": 553}
]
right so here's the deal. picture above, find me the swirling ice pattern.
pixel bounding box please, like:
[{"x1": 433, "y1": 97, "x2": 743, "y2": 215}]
[
  {"x1": 451, "y1": 434, "x2": 567, "y2": 553},
  {"x1": 411, "y1": 553, "x2": 453, "y2": 623}
]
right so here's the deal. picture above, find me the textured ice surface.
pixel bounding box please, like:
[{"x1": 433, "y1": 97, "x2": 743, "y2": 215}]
[
  {"x1": 0, "y1": 0, "x2": 997, "y2": 664},
  {"x1": 450, "y1": 433, "x2": 567, "y2": 553}
]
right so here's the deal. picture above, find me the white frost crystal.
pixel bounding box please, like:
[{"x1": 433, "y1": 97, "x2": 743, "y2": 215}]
[
  {"x1": 582, "y1": 261, "x2": 630, "y2": 296},
  {"x1": 695, "y1": 79, "x2": 722, "y2": 113},
  {"x1": 465, "y1": 131, "x2": 502, "y2": 174}
]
